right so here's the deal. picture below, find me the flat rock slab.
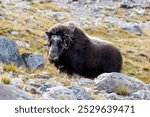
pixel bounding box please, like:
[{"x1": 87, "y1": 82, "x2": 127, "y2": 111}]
[
  {"x1": 131, "y1": 90, "x2": 150, "y2": 100},
  {"x1": 0, "y1": 83, "x2": 33, "y2": 100},
  {"x1": 43, "y1": 86, "x2": 77, "y2": 100}
]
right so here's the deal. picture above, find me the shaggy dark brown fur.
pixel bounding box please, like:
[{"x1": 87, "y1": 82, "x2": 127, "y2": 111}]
[{"x1": 45, "y1": 24, "x2": 122, "y2": 79}]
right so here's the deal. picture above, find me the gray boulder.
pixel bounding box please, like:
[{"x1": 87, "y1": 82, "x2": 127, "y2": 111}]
[
  {"x1": 0, "y1": 83, "x2": 33, "y2": 100},
  {"x1": 69, "y1": 85, "x2": 92, "y2": 100},
  {"x1": 43, "y1": 86, "x2": 77, "y2": 100},
  {"x1": 22, "y1": 53, "x2": 45, "y2": 69},
  {"x1": 94, "y1": 73, "x2": 148, "y2": 95},
  {"x1": 0, "y1": 36, "x2": 24, "y2": 66}
]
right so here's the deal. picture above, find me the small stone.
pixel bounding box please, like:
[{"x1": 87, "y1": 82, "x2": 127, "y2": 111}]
[
  {"x1": 29, "y1": 87, "x2": 37, "y2": 94},
  {"x1": 37, "y1": 83, "x2": 57, "y2": 93},
  {"x1": 11, "y1": 78, "x2": 24, "y2": 87},
  {"x1": 0, "y1": 62, "x2": 3, "y2": 73},
  {"x1": 146, "y1": 84, "x2": 150, "y2": 90},
  {"x1": 136, "y1": 9, "x2": 145, "y2": 15},
  {"x1": 27, "y1": 79, "x2": 37, "y2": 86},
  {"x1": 10, "y1": 31, "x2": 19, "y2": 36},
  {"x1": 69, "y1": 85, "x2": 92, "y2": 100},
  {"x1": 34, "y1": 73, "x2": 52, "y2": 79},
  {"x1": 15, "y1": 41, "x2": 30, "y2": 48},
  {"x1": 0, "y1": 16, "x2": 4, "y2": 20},
  {"x1": 120, "y1": 1, "x2": 135, "y2": 9},
  {"x1": 37, "y1": 85, "x2": 47, "y2": 93},
  {"x1": 23, "y1": 85, "x2": 37, "y2": 94},
  {"x1": 106, "y1": 93, "x2": 122, "y2": 100}
]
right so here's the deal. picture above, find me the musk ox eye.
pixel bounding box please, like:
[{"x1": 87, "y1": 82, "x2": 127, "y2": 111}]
[
  {"x1": 57, "y1": 41, "x2": 63, "y2": 47},
  {"x1": 63, "y1": 34, "x2": 70, "y2": 39}
]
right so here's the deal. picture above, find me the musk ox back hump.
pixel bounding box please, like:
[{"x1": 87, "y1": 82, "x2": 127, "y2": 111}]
[{"x1": 71, "y1": 43, "x2": 122, "y2": 79}]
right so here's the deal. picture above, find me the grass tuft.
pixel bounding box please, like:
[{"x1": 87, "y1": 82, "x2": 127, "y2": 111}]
[
  {"x1": 61, "y1": 79, "x2": 71, "y2": 86},
  {"x1": 1, "y1": 75, "x2": 11, "y2": 84},
  {"x1": 118, "y1": 87, "x2": 128, "y2": 95},
  {"x1": 2, "y1": 64, "x2": 17, "y2": 73}
]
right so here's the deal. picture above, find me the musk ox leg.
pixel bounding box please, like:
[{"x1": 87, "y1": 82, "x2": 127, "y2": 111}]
[{"x1": 102, "y1": 60, "x2": 122, "y2": 73}]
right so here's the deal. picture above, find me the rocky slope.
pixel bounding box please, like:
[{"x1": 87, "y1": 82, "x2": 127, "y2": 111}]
[{"x1": 0, "y1": 0, "x2": 150, "y2": 100}]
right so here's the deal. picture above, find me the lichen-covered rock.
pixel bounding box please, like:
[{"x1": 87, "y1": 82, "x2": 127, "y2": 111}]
[
  {"x1": 22, "y1": 53, "x2": 45, "y2": 69},
  {"x1": 94, "y1": 73, "x2": 148, "y2": 94},
  {"x1": 0, "y1": 36, "x2": 24, "y2": 66},
  {"x1": 0, "y1": 83, "x2": 33, "y2": 100},
  {"x1": 131, "y1": 90, "x2": 150, "y2": 100},
  {"x1": 69, "y1": 85, "x2": 92, "y2": 100},
  {"x1": 43, "y1": 86, "x2": 77, "y2": 100},
  {"x1": 146, "y1": 84, "x2": 150, "y2": 91}
]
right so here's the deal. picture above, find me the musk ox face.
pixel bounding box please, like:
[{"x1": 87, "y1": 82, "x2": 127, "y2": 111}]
[{"x1": 45, "y1": 32, "x2": 72, "y2": 61}]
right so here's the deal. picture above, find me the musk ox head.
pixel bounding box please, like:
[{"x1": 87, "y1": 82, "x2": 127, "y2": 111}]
[
  {"x1": 45, "y1": 25, "x2": 73, "y2": 61},
  {"x1": 45, "y1": 24, "x2": 88, "y2": 61}
]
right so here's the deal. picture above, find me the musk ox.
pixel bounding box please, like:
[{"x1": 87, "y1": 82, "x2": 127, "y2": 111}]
[{"x1": 45, "y1": 24, "x2": 122, "y2": 79}]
